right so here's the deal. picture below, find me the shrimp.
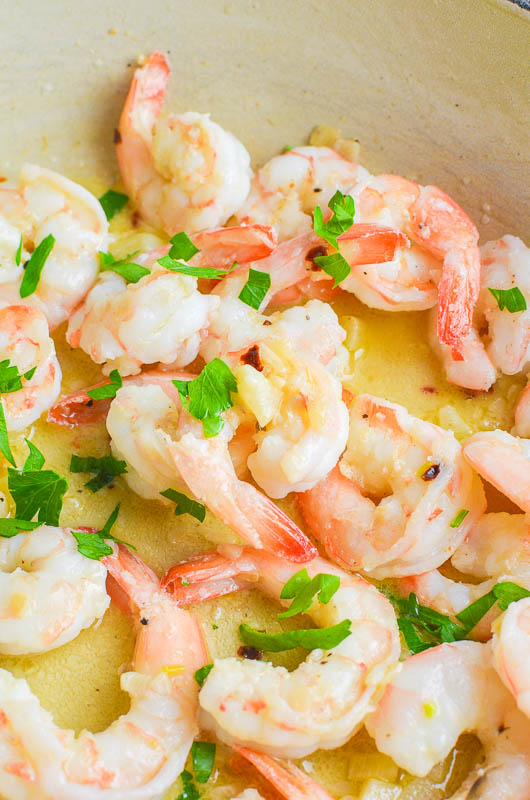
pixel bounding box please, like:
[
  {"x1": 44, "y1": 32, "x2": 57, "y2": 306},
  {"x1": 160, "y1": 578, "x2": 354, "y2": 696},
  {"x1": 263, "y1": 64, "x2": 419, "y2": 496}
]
[
  {"x1": 233, "y1": 338, "x2": 349, "y2": 498},
  {"x1": 398, "y1": 512, "x2": 530, "y2": 637},
  {"x1": 107, "y1": 381, "x2": 317, "y2": 561},
  {"x1": 0, "y1": 525, "x2": 109, "y2": 655},
  {"x1": 365, "y1": 641, "x2": 530, "y2": 798},
  {"x1": 492, "y1": 597, "x2": 530, "y2": 719},
  {"x1": 67, "y1": 264, "x2": 219, "y2": 376},
  {"x1": 0, "y1": 544, "x2": 207, "y2": 799},
  {"x1": 163, "y1": 545, "x2": 400, "y2": 758},
  {"x1": 350, "y1": 174, "x2": 481, "y2": 351},
  {"x1": 298, "y1": 394, "x2": 486, "y2": 578},
  {"x1": 235, "y1": 145, "x2": 368, "y2": 241},
  {"x1": 428, "y1": 307, "x2": 497, "y2": 391},
  {"x1": 0, "y1": 163, "x2": 108, "y2": 328},
  {"x1": 233, "y1": 745, "x2": 334, "y2": 800},
  {"x1": 116, "y1": 52, "x2": 252, "y2": 235},
  {"x1": 463, "y1": 429, "x2": 530, "y2": 513},
  {"x1": 0, "y1": 304, "x2": 61, "y2": 431}
]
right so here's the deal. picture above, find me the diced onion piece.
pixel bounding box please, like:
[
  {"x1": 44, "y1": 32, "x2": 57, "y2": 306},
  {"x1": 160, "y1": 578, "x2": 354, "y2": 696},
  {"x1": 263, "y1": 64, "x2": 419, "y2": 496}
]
[
  {"x1": 437, "y1": 405, "x2": 473, "y2": 440},
  {"x1": 399, "y1": 777, "x2": 445, "y2": 800},
  {"x1": 358, "y1": 778, "x2": 401, "y2": 800},
  {"x1": 348, "y1": 753, "x2": 399, "y2": 783},
  {"x1": 234, "y1": 365, "x2": 281, "y2": 428}
]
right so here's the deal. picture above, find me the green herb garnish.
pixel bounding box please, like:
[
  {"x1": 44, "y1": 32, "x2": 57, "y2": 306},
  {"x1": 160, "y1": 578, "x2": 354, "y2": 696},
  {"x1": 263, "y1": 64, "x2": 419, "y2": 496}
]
[
  {"x1": 450, "y1": 509, "x2": 469, "y2": 528},
  {"x1": 0, "y1": 401, "x2": 15, "y2": 466},
  {"x1": 71, "y1": 502, "x2": 135, "y2": 560},
  {"x1": 70, "y1": 454, "x2": 127, "y2": 492},
  {"x1": 313, "y1": 251, "x2": 351, "y2": 287},
  {"x1": 168, "y1": 232, "x2": 200, "y2": 262},
  {"x1": 0, "y1": 518, "x2": 41, "y2": 538},
  {"x1": 194, "y1": 663, "x2": 214, "y2": 687},
  {"x1": 239, "y1": 619, "x2": 352, "y2": 653},
  {"x1": 98, "y1": 250, "x2": 150, "y2": 284},
  {"x1": 160, "y1": 488, "x2": 206, "y2": 522},
  {"x1": 99, "y1": 189, "x2": 129, "y2": 221},
  {"x1": 313, "y1": 190, "x2": 355, "y2": 249},
  {"x1": 177, "y1": 769, "x2": 200, "y2": 800},
  {"x1": 87, "y1": 369, "x2": 123, "y2": 401},
  {"x1": 238, "y1": 268, "x2": 271, "y2": 310},
  {"x1": 157, "y1": 255, "x2": 229, "y2": 280},
  {"x1": 19, "y1": 234, "x2": 55, "y2": 298},
  {"x1": 173, "y1": 359, "x2": 237, "y2": 438},
  {"x1": 488, "y1": 287, "x2": 527, "y2": 313},
  {"x1": 278, "y1": 569, "x2": 340, "y2": 619},
  {"x1": 7, "y1": 441, "x2": 67, "y2": 526},
  {"x1": 0, "y1": 359, "x2": 37, "y2": 394},
  {"x1": 15, "y1": 235, "x2": 23, "y2": 266},
  {"x1": 191, "y1": 741, "x2": 216, "y2": 783}
]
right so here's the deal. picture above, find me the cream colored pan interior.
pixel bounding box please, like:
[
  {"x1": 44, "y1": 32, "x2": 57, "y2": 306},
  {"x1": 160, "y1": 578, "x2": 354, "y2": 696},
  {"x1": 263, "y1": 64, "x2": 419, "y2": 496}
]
[{"x1": 0, "y1": 0, "x2": 528, "y2": 798}]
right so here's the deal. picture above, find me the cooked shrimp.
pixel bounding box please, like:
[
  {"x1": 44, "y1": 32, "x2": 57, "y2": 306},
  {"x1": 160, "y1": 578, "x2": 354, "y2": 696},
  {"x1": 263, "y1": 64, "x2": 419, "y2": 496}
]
[
  {"x1": 492, "y1": 597, "x2": 530, "y2": 719},
  {"x1": 0, "y1": 544, "x2": 207, "y2": 799},
  {"x1": 164, "y1": 545, "x2": 400, "y2": 758},
  {"x1": 234, "y1": 338, "x2": 349, "y2": 498},
  {"x1": 298, "y1": 394, "x2": 485, "y2": 578},
  {"x1": 463, "y1": 429, "x2": 530, "y2": 513},
  {"x1": 67, "y1": 264, "x2": 219, "y2": 376},
  {"x1": 107, "y1": 382, "x2": 316, "y2": 561},
  {"x1": 350, "y1": 174, "x2": 481, "y2": 351},
  {"x1": 365, "y1": 640, "x2": 530, "y2": 798},
  {"x1": 399, "y1": 512, "x2": 530, "y2": 637},
  {"x1": 117, "y1": 52, "x2": 251, "y2": 234},
  {"x1": 235, "y1": 145, "x2": 368, "y2": 241},
  {"x1": 428, "y1": 307, "x2": 497, "y2": 391},
  {"x1": 0, "y1": 163, "x2": 108, "y2": 328},
  {"x1": 0, "y1": 525, "x2": 109, "y2": 655},
  {"x1": 233, "y1": 745, "x2": 335, "y2": 800},
  {"x1": 0, "y1": 304, "x2": 61, "y2": 431}
]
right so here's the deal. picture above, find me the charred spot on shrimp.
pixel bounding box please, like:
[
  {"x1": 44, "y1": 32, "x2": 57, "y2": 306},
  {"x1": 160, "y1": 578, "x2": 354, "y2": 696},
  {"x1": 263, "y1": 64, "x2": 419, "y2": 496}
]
[{"x1": 241, "y1": 345, "x2": 263, "y2": 372}]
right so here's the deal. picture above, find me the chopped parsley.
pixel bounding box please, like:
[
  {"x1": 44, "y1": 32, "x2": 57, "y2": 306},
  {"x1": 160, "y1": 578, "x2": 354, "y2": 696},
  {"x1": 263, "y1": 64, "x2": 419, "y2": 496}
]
[
  {"x1": 488, "y1": 287, "x2": 527, "y2": 313},
  {"x1": 194, "y1": 663, "x2": 214, "y2": 687},
  {"x1": 396, "y1": 581, "x2": 530, "y2": 655},
  {"x1": 0, "y1": 401, "x2": 14, "y2": 466},
  {"x1": 160, "y1": 488, "x2": 206, "y2": 522},
  {"x1": 70, "y1": 454, "x2": 127, "y2": 492},
  {"x1": 312, "y1": 190, "x2": 355, "y2": 286},
  {"x1": 98, "y1": 250, "x2": 150, "y2": 284},
  {"x1": 450, "y1": 509, "x2": 469, "y2": 528},
  {"x1": 239, "y1": 619, "x2": 352, "y2": 652},
  {"x1": 168, "y1": 232, "x2": 200, "y2": 262},
  {"x1": 278, "y1": 569, "x2": 340, "y2": 619},
  {"x1": 0, "y1": 518, "x2": 40, "y2": 538},
  {"x1": 99, "y1": 189, "x2": 129, "y2": 221},
  {"x1": 87, "y1": 369, "x2": 123, "y2": 401},
  {"x1": 313, "y1": 251, "x2": 351, "y2": 287},
  {"x1": 71, "y1": 502, "x2": 135, "y2": 560},
  {"x1": 238, "y1": 267, "x2": 271, "y2": 309},
  {"x1": 0, "y1": 359, "x2": 36, "y2": 394},
  {"x1": 157, "y1": 255, "x2": 230, "y2": 280},
  {"x1": 19, "y1": 234, "x2": 55, "y2": 298},
  {"x1": 173, "y1": 359, "x2": 237, "y2": 438},
  {"x1": 191, "y1": 741, "x2": 216, "y2": 783},
  {"x1": 177, "y1": 769, "x2": 200, "y2": 800},
  {"x1": 15, "y1": 235, "x2": 23, "y2": 266},
  {"x1": 7, "y1": 441, "x2": 67, "y2": 526}
]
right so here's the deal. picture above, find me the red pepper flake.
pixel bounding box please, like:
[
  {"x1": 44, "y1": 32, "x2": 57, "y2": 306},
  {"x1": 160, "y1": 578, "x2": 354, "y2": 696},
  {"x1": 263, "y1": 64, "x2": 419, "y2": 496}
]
[
  {"x1": 421, "y1": 386, "x2": 438, "y2": 395},
  {"x1": 238, "y1": 645, "x2": 263, "y2": 661},
  {"x1": 113, "y1": 128, "x2": 122, "y2": 144},
  {"x1": 241, "y1": 344, "x2": 263, "y2": 372},
  {"x1": 421, "y1": 464, "x2": 441, "y2": 481},
  {"x1": 306, "y1": 245, "x2": 328, "y2": 270}
]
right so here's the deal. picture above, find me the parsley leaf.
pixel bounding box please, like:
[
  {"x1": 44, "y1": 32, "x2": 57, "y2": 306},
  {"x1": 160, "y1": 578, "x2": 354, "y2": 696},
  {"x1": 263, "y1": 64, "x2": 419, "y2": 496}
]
[
  {"x1": 0, "y1": 359, "x2": 37, "y2": 394},
  {"x1": 160, "y1": 488, "x2": 206, "y2": 522},
  {"x1": 194, "y1": 663, "x2": 214, "y2": 687},
  {"x1": 168, "y1": 232, "x2": 200, "y2": 262},
  {"x1": 87, "y1": 369, "x2": 123, "y2": 401},
  {"x1": 278, "y1": 570, "x2": 340, "y2": 619},
  {"x1": 173, "y1": 359, "x2": 237, "y2": 438},
  {"x1": 191, "y1": 741, "x2": 216, "y2": 783},
  {"x1": 313, "y1": 251, "x2": 351, "y2": 287},
  {"x1": 0, "y1": 518, "x2": 40, "y2": 538},
  {"x1": 71, "y1": 502, "x2": 135, "y2": 560},
  {"x1": 239, "y1": 619, "x2": 352, "y2": 652},
  {"x1": 7, "y1": 442, "x2": 67, "y2": 526},
  {"x1": 450, "y1": 509, "x2": 469, "y2": 528},
  {"x1": 313, "y1": 190, "x2": 355, "y2": 249},
  {"x1": 0, "y1": 401, "x2": 15, "y2": 466},
  {"x1": 488, "y1": 287, "x2": 527, "y2": 313},
  {"x1": 238, "y1": 268, "x2": 271, "y2": 310},
  {"x1": 99, "y1": 189, "x2": 129, "y2": 221},
  {"x1": 70, "y1": 453, "x2": 127, "y2": 492},
  {"x1": 15, "y1": 235, "x2": 23, "y2": 266},
  {"x1": 177, "y1": 769, "x2": 200, "y2": 800},
  {"x1": 99, "y1": 250, "x2": 150, "y2": 284},
  {"x1": 493, "y1": 581, "x2": 530, "y2": 610},
  {"x1": 19, "y1": 234, "x2": 55, "y2": 298},
  {"x1": 157, "y1": 255, "x2": 229, "y2": 280}
]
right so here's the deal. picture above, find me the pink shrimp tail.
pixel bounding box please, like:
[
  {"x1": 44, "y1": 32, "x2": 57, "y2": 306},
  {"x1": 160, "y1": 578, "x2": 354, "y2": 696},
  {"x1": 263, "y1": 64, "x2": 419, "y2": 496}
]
[
  {"x1": 162, "y1": 550, "x2": 253, "y2": 604},
  {"x1": 338, "y1": 224, "x2": 409, "y2": 266},
  {"x1": 192, "y1": 224, "x2": 277, "y2": 268},
  {"x1": 102, "y1": 543, "x2": 160, "y2": 609},
  {"x1": 169, "y1": 435, "x2": 317, "y2": 562},
  {"x1": 437, "y1": 245, "x2": 481, "y2": 351},
  {"x1": 234, "y1": 746, "x2": 334, "y2": 800}
]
